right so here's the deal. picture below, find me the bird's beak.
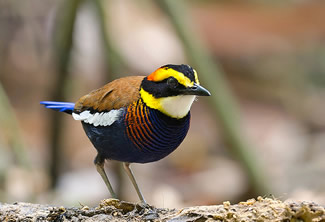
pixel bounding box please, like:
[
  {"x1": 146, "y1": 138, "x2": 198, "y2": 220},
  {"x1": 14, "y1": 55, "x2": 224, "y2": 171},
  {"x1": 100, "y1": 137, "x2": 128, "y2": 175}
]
[{"x1": 181, "y1": 83, "x2": 211, "y2": 96}]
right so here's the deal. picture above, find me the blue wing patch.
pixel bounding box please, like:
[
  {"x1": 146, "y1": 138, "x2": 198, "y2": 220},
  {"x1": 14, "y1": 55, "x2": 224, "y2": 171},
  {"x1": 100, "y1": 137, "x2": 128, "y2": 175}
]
[{"x1": 40, "y1": 101, "x2": 75, "y2": 114}]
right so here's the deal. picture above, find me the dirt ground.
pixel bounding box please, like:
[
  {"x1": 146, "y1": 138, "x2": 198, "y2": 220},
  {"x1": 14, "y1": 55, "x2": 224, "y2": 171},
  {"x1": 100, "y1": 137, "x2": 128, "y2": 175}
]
[{"x1": 1, "y1": 197, "x2": 324, "y2": 221}]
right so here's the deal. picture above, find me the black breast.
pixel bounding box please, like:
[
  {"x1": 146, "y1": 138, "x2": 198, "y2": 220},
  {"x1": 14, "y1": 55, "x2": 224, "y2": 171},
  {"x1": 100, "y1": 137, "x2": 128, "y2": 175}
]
[
  {"x1": 124, "y1": 99, "x2": 191, "y2": 163},
  {"x1": 81, "y1": 100, "x2": 191, "y2": 163}
]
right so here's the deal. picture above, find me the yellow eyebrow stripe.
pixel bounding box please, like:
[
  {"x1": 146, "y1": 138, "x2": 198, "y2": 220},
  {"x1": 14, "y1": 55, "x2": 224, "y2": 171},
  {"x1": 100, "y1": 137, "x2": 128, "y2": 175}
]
[
  {"x1": 193, "y1": 69, "x2": 200, "y2": 85},
  {"x1": 147, "y1": 67, "x2": 194, "y2": 87}
]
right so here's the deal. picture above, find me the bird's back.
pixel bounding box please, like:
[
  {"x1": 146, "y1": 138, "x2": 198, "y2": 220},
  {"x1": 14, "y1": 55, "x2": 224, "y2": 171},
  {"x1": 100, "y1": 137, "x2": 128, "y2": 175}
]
[{"x1": 74, "y1": 76, "x2": 145, "y2": 113}]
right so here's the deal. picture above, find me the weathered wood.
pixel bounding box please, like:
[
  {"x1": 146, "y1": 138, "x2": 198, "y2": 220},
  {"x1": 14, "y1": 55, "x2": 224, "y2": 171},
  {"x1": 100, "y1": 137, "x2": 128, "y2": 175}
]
[{"x1": 0, "y1": 197, "x2": 324, "y2": 221}]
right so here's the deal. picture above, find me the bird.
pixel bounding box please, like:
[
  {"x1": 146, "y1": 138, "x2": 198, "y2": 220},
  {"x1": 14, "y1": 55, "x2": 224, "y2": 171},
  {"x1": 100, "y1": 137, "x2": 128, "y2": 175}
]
[{"x1": 40, "y1": 64, "x2": 210, "y2": 204}]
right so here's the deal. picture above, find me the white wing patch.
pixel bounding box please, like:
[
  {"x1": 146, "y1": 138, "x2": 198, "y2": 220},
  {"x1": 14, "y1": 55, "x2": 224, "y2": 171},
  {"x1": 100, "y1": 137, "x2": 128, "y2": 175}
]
[{"x1": 72, "y1": 109, "x2": 123, "y2": 126}]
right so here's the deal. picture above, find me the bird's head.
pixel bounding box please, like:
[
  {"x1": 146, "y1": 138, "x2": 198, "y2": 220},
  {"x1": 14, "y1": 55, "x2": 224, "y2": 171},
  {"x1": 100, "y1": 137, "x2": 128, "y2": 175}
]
[{"x1": 140, "y1": 64, "x2": 211, "y2": 119}]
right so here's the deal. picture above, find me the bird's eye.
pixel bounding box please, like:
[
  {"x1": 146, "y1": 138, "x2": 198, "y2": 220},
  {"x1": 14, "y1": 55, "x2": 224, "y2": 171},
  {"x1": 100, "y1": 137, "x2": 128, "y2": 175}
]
[{"x1": 167, "y1": 77, "x2": 178, "y2": 88}]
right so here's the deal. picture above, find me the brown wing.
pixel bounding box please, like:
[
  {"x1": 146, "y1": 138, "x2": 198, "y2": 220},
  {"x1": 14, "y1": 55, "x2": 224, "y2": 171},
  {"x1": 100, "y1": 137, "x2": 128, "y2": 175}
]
[{"x1": 74, "y1": 76, "x2": 145, "y2": 113}]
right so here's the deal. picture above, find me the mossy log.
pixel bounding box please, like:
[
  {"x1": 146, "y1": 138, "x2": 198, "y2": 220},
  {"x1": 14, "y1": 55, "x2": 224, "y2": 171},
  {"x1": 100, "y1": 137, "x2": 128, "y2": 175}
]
[{"x1": 0, "y1": 197, "x2": 324, "y2": 221}]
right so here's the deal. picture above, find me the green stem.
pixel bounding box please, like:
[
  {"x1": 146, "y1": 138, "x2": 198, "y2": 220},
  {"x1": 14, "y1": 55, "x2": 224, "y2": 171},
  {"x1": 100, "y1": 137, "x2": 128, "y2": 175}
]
[
  {"x1": 156, "y1": 0, "x2": 270, "y2": 195},
  {"x1": 0, "y1": 82, "x2": 29, "y2": 168},
  {"x1": 93, "y1": 0, "x2": 128, "y2": 80},
  {"x1": 49, "y1": 0, "x2": 83, "y2": 188}
]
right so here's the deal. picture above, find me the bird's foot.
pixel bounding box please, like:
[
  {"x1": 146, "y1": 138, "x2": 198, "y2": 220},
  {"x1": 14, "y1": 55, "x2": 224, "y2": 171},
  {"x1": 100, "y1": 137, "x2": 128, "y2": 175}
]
[{"x1": 136, "y1": 201, "x2": 159, "y2": 220}]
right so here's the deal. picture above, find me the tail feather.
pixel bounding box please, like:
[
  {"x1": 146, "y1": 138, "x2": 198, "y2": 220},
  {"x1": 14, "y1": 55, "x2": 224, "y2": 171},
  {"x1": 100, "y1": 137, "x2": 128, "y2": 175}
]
[{"x1": 40, "y1": 101, "x2": 75, "y2": 114}]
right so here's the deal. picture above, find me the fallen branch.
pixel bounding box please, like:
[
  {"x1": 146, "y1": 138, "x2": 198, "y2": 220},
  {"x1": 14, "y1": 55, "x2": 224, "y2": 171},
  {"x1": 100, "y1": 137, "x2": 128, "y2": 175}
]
[{"x1": 0, "y1": 197, "x2": 324, "y2": 221}]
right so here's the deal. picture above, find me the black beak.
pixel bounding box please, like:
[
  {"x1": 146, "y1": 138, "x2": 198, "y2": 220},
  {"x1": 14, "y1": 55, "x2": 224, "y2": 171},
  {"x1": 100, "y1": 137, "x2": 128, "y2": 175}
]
[{"x1": 181, "y1": 83, "x2": 211, "y2": 96}]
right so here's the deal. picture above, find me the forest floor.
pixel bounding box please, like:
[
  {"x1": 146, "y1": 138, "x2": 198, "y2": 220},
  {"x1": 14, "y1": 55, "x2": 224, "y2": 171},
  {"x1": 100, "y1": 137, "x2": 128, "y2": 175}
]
[{"x1": 0, "y1": 197, "x2": 324, "y2": 221}]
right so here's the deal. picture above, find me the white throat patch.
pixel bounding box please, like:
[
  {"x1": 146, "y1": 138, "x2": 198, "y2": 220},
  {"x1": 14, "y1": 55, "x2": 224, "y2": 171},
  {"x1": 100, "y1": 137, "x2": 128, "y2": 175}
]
[
  {"x1": 72, "y1": 108, "x2": 123, "y2": 126},
  {"x1": 160, "y1": 95, "x2": 196, "y2": 119}
]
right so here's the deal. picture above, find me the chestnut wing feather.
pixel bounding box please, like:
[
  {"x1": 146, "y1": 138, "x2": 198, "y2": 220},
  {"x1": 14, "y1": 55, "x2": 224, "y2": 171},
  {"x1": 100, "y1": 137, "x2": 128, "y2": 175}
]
[{"x1": 74, "y1": 76, "x2": 145, "y2": 112}]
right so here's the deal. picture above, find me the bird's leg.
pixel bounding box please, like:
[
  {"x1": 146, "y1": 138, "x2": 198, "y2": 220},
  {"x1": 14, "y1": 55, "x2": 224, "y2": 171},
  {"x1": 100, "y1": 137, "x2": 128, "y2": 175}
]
[
  {"x1": 123, "y1": 162, "x2": 146, "y2": 204},
  {"x1": 94, "y1": 155, "x2": 117, "y2": 198}
]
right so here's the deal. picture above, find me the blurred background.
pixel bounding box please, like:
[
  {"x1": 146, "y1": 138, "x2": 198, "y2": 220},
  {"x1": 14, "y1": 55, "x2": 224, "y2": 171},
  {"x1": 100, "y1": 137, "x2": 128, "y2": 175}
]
[{"x1": 1, "y1": 0, "x2": 325, "y2": 208}]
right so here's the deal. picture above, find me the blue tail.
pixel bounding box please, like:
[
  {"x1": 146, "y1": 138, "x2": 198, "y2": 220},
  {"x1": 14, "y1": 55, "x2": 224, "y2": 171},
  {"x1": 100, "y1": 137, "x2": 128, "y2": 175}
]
[{"x1": 40, "y1": 101, "x2": 75, "y2": 114}]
